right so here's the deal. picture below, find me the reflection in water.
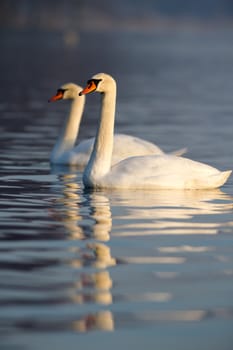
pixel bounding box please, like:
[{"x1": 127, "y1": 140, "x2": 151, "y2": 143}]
[
  {"x1": 49, "y1": 173, "x2": 116, "y2": 331},
  {"x1": 3, "y1": 307, "x2": 232, "y2": 336},
  {"x1": 54, "y1": 175, "x2": 233, "y2": 242},
  {"x1": 71, "y1": 270, "x2": 113, "y2": 305},
  {"x1": 88, "y1": 242, "x2": 116, "y2": 266},
  {"x1": 46, "y1": 173, "x2": 233, "y2": 333},
  {"x1": 51, "y1": 173, "x2": 111, "y2": 241},
  {"x1": 110, "y1": 189, "x2": 233, "y2": 236},
  {"x1": 1, "y1": 171, "x2": 233, "y2": 336},
  {"x1": 72, "y1": 310, "x2": 114, "y2": 332}
]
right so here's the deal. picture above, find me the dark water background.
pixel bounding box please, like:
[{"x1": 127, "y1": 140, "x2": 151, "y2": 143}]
[{"x1": 0, "y1": 23, "x2": 233, "y2": 350}]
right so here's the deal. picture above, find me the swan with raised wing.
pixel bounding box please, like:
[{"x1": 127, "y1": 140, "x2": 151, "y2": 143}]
[
  {"x1": 48, "y1": 82, "x2": 185, "y2": 167},
  {"x1": 79, "y1": 73, "x2": 231, "y2": 189}
]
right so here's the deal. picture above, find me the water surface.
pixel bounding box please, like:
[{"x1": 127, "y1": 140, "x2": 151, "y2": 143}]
[{"x1": 0, "y1": 27, "x2": 233, "y2": 350}]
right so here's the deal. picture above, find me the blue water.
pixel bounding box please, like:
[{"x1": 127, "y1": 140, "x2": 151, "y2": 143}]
[{"x1": 0, "y1": 27, "x2": 233, "y2": 350}]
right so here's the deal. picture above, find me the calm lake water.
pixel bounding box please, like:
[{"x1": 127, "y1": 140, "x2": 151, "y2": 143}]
[{"x1": 0, "y1": 26, "x2": 233, "y2": 350}]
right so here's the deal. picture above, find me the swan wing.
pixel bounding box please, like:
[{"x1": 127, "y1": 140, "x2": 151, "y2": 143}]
[
  {"x1": 101, "y1": 155, "x2": 231, "y2": 189},
  {"x1": 71, "y1": 134, "x2": 183, "y2": 167}
]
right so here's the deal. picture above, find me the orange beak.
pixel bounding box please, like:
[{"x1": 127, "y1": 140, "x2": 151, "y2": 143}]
[
  {"x1": 48, "y1": 90, "x2": 64, "y2": 102},
  {"x1": 79, "y1": 80, "x2": 97, "y2": 96}
]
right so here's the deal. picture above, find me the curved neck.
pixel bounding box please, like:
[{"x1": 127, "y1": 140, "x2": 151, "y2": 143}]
[
  {"x1": 51, "y1": 96, "x2": 85, "y2": 161},
  {"x1": 84, "y1": 85, "x2": 116, "y2": 184}
]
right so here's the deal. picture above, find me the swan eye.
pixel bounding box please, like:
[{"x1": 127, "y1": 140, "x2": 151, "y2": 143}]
[
  {"x1": 57, "y1": 88, "x2": 66, "y2": 95},
  {"x1": 91, "y1": 79, "x2": 102, "y2": 87}
]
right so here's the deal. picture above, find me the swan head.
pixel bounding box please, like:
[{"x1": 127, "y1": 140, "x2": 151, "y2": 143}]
[
  {"x1": 48, "y1": 83, "x2": 84, "y2": 102},
  {"x1": 79, "y1": 73, "x2": 116, "y2": 96}
]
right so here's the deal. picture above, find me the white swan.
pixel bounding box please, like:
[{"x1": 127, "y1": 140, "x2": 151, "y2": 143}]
[
  {"x1": 48, "y1": 82, "x2": 185, "y2": 167},
  {"x1": 79, "y1": 73, "x2": 231, "y2": 189}
]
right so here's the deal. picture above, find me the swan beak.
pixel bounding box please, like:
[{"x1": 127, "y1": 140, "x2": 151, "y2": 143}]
[
  {"x1": 48, "y1": 90, "x2": 64, "y2": 102},
  {"x1": 79, "y1": 80, "x2": 97, "y2": 96}
]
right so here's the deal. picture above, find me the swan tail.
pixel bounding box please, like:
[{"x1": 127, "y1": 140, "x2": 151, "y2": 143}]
[
  {"x1": 169, "y1": 147, "x2": 188, "y2": 156},
  {"x1": 215, "y1": 170, "x2": 232, "y2": 187},
  {"x1": 202, "y1": 170, "x2": 232, "y2": 189},
  {"x1": 180, "y1": 170, "x2": 231, "y2": 189}
]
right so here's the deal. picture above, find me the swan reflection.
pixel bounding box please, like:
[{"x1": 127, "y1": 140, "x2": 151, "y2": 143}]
[
  {"x1": 70, "y1": 271, "x2": 113, "y2": 305},
  {"x1": 51, "y1": 173, "x2": 111, "y2": 241},
  {"x1": 52, "y1": 174, "x2": 233, "y2": 240},
  {"x1": 109, "y1": 189, "x2": 233, "y2": 236},
  {"x1": 69, "y1": 243, "x2": 116, "y2": 270},
  {"x1": 72, "y1": 310, "x2": 114, "y2": 332},
  {"x1": 50, "y1": 173, "x2": 233, "y2": 333},
  {"x1": 50, "y1": 172, "x2": 116, "y2": 331}
]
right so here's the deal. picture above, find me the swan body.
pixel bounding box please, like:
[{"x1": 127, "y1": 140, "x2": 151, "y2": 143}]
[
  {"x1": 80, "y1": 73, "x2": 231, "y2": 190},
  {"x1": 49, "y1": 83, "x2": 185, "y2": 167}
]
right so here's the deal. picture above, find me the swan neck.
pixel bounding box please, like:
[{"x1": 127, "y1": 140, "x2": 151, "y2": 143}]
[
  {"x1": 84, "y1": 86, "x2": 116, "y2": 185},
  {"x1": 51, "y1": 96, "x2": 85, "y2": 161}
]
